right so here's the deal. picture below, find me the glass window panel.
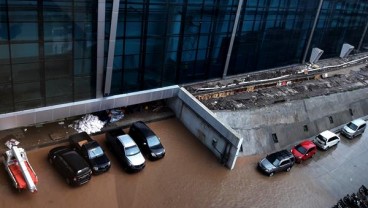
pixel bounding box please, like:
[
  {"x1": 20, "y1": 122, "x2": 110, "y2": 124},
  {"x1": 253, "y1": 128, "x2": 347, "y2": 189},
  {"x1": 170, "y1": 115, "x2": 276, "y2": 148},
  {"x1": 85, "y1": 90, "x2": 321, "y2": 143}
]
[
  {"x1": 0, "y1": 23, "x2": 8, "y2": 41},
  {"x1": 74, "y1": 59, "x2": 92, "y2": 76},
  {"x1": 0, "y1": 65, "x2": 11, "y2": 84},
  {"x1": 198, "y1": 36, "x2": 209, "y2": 49},
  {"x1": 113, "y1": 56, "x2": 122, "y2": 70},
  {"x1": 0, "y1": 84, "x2": 13, "y2": 113},
  {"x1": 124, "y1": 54, "x2": 139, "y2": 69},
  {"x1": 44, "y1": 22, "x2": 72, "y2": 42},
  {"x1": 9, "y1": 23, "x2": 38, "y2": 41},
  {"x1": 74, "y1": 41, "x2": 94, "y2": 59},
  {"x1": 125, "y1": 22, "x2": 142, "y2": 36},
  {"x1": 125, "y1": 39, "x2": 140, "y2": 54},
  {"x1": 44, "y1": 42, "x2": 72, "y2": 57},
  {"x1": 45, "y1": 59, "x2": 73, "y2": 79},
  {"x1": 196, "y1": 49, "x2": 206, "y2": 60},
  {"x1": 11, "y1": 43, "x2": 39, "y2": 63},
  {"x1": 7, "y1": 1, "x2": 37, "y2": 6},
  {"x1": 14, "y1": 99, "x2": 43, "y2": 112},
  {"x1": 46, "y1": 78, "x2": 72, "y2": 97},
  {"x1": 8, "y1": 11, "x2": 37, "y2": 22},
  {"x1": 12, "y1": 63, "x2": 40, "y2": 83},
  {"x1": 115, "y1": 40, "x2": 123, "y2": 56},
  {"x1": 74, "y1": 76, "x2": 93, "y2": 97},
  {"x1": 0, "y1": 44, "x2": 10, "y2": 64},
  {"x1": 45, "y1": 96, "x2": 72, "y2": 106},
  {"x1": 146, "y1": 38, "x2": 163, "y2": 53},
  {"x1": 147, "y1": 21, "x2": 165, "y2": 36},
  {"x1": 14, "y1": 82, "x2": 41, "y2": 102},
  {"x1": 123, "y1": 68, "x2": 139, "y2": 92},
  {"x1": 74, "y1": 22, "x2": 93, "y2": 40}
]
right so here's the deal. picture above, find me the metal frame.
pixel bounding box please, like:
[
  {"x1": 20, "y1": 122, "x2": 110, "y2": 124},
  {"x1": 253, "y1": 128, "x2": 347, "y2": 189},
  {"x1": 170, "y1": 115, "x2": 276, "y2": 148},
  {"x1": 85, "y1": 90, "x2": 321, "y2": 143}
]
[
  {"x1": 96, "y1": 0, "x2": 106, "y2": 98},
  {"x1": 103, "y1": 0, "x2": 120, "y2": 96}
]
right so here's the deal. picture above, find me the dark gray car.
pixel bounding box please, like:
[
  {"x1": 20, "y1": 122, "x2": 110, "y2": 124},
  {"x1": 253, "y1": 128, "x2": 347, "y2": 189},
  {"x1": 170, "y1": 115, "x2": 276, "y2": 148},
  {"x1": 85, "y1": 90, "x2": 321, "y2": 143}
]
[{"x1": 258, "y1": 150, "x2": 295, "y2": 176}]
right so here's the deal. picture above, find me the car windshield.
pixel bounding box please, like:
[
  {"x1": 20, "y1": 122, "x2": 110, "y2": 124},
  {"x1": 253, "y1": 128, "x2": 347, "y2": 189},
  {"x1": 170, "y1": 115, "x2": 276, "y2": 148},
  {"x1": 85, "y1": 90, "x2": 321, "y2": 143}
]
[
  {"x1": 295, "y1": 144, "x2": 307, "y2": 155},
  {"x1": 316, "y1": 135, "x2": 326, "y2": 144},
  {"x1": 266, "y1": 154, "x2": 280, "y2": 166},
  {"x1": 88, "y1": 147, "x2": 104, "y2": 159},
  {"x1": 347, "y1": 122, "x2": 358, "y2": 131},
  {"x1": 125, "y1": 145, "x2": 140, "y2": 156},
  {"x1": 147, "y1": 136, "x2": 161, "y2": 147}
]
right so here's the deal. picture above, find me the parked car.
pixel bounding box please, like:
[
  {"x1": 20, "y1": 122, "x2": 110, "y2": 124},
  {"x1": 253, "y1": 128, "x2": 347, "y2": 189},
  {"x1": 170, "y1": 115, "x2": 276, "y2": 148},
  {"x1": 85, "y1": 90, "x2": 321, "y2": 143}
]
[
  {"x1": 341, "y1": 118, "x2": 366, "y2": 139},
  {"x1": 258, "y1": 149, "x2": 295, "y2": 176},
  {"x1": 291, "y1": 140, "x2": 317, "y2": 163},
  {"x1": 313, "y1": 130, "x2": 340, "y2": 150},
  {"x1": 48, "y1": 146, "x2": 92, "y2": 186},
  {"x1": 105, "y1": 129, "x2": 145, "y2": 172},
  {"x1": 129, "y1": 121, "x2": 165, "y2": 160},
  {"x1": 69, "y1": 132, "x2": 111, "y2": 174}
]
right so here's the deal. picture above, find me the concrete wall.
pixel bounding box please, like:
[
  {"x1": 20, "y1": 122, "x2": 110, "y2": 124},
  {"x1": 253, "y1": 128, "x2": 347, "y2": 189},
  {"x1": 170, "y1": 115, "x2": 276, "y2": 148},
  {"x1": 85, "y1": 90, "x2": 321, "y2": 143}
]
[
  {"x1": 215, "y1": 88, "x2": 368, "y2": 156},
  {"x1": 167, "y1": 88, "x2": 243, "y2": 170},
  {"x1": 0, "y1": 86, "x2": 180, "y2": 131}
]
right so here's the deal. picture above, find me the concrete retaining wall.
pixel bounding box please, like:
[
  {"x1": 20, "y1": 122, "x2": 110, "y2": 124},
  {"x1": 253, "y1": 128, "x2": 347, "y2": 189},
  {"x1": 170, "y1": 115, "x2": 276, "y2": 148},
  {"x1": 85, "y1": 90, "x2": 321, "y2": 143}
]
[
  {"x1": 0, "y1": 86, "x2": 180, "y2": 131},
  {"x1": 167, "y1": 88, "x2": 243, "y2": 169},
  {"x1": 215, "y1": 88, "x2": 368, "y2": 156}
]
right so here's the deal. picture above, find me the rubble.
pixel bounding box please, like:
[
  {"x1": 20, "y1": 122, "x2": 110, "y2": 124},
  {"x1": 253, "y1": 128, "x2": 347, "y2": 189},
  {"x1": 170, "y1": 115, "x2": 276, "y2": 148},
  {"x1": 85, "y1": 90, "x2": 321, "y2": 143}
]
[
  {"x1": 188, "y1": 53, "x2": 368, "y2": 111},
  {"x1": 69, "y1": 114, "x2": 105, "y2": 134}
]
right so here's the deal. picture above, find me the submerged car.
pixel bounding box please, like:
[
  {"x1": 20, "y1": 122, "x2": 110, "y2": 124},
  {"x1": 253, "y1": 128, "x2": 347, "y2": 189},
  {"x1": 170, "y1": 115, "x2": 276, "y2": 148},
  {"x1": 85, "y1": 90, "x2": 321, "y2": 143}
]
[
  {"x1": 291, "y1": 140, "x2": 317, "y2": 163},
  {"x1": 341, "y1": 118, "x2": 366, "y2": 139},
  {"x1": 48, "y1": 146, "x2": 92, "y2": 186},
  {"x1": 313, "y1": 130, "x2": 340, "y2": 150},
  {"x1": 105, "y1": 129, "x2": 145, "y2": 172},
  {"x1": 129, "y1": 121, "x2": 165, "y2": 160},
  {"x1": 258, "y1": 149, "x2": 295, "y2": 177}
]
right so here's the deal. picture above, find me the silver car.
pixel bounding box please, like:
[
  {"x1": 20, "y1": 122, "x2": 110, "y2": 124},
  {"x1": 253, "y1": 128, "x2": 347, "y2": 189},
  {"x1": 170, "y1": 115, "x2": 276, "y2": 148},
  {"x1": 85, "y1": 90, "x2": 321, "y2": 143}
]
[{"x1": 341, "y1": 118, "x2": 366, "y2": 139}]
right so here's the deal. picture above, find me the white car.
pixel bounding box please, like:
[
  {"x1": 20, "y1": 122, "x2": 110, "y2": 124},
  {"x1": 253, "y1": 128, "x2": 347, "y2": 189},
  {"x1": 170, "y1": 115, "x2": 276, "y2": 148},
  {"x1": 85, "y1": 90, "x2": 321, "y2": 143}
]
[{"x1": 313, "y1": 130, "x2": 340, "y2": 150}]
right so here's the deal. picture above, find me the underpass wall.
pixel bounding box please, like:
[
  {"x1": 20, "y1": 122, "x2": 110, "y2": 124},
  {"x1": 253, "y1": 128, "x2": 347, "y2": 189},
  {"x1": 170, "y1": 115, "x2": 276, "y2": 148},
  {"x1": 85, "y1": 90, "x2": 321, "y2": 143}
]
[
  {"x1": 214, "y1": 88, "x2": 368, "y2": 156},
  {"x1": 167, "y1": 88, "x2": 243, "y2": 170}
]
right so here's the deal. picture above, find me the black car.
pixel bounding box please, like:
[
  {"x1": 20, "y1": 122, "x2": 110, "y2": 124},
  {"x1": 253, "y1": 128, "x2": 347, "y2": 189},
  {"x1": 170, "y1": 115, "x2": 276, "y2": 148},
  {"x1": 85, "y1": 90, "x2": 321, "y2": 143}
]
[
  {"x1": 129, "y1": 121, "x2": 166, "y2": 160},
  {"x1": 69, "y1": 132, "x2": 111, "y2": 174},
  {"x1": 258, "y1": 149, "x2": 295, "y2": 176},
  {"x1": 48, "y1": 146, "x2": 92, "y2": 186},
  {"x1": 105, "y1": 129, "x2": 146, "y2": 172}
]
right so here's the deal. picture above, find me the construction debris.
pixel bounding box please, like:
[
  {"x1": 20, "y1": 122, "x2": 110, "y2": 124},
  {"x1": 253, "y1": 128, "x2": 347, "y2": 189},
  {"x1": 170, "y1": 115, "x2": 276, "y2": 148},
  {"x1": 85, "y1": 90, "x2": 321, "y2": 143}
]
[{"x1": 69, "y1": 114, "x2": 105, "y2": 134}]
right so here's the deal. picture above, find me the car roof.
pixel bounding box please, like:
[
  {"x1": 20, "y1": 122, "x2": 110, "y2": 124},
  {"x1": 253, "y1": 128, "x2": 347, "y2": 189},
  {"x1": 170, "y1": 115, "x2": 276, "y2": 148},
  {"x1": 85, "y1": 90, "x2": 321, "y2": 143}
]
[
  {"x1": 319, "y1": 130, "x2": 338, "y2": 139},
  {"x1": 351, "y1": 118, "x2": 366, "y2": 126},
  {"x1": 61, "y1": 150, "x2": 88, "y2": 172},
  {"x1": 117, "y1": 134, "x2": 136, "y2": 147},
  {"x1": 268, "y1": 149, "x2": 293, "y2": 160},
  {"x1": 132, "y1": 121, "x2": 156, "y2": 137},
  {"x1": 299, "y1": 140, "x2": 316, "y2": 149}
]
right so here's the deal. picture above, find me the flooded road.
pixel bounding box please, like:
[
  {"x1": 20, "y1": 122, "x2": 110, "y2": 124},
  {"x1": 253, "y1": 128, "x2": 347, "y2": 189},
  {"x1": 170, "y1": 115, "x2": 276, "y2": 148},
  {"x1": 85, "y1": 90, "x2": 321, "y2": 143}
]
[{"x1": 0, "y1": 118, "x2": 366, "y2": 207}]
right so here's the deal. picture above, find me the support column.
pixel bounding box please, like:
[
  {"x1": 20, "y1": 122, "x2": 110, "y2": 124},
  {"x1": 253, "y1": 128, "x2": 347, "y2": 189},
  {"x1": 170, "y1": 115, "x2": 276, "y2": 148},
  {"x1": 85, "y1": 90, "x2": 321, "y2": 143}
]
[
  {"x1": 96, "y1": 0, "x2": 106, "y2": 98},
  {"x1": 104, "y1": 0, "x2": 120, "y2": 96},
  {"x1": 357, "y1": 21, "x2": 368, "y2": 52},
  {"x1": 222, "y1": 0, "x2": 244, "y2": 79},
  {"x1": 302, "y1": 0, "x2": 323, "y2": 64}
]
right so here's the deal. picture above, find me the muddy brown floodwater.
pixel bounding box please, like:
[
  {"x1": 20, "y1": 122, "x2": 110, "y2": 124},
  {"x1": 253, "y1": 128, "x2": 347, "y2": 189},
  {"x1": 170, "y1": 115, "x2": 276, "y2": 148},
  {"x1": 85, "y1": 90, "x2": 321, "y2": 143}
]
[{"x1": 0, "y1": 118, "x2": 339, "y2": 207}]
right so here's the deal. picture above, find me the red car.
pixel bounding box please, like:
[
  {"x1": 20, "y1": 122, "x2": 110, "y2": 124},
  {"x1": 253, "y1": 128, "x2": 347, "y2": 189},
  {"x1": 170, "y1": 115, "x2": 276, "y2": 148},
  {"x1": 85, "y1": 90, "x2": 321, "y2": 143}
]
[{"x1": 291, "y1": 140, "x2": 317, "y2": 163}]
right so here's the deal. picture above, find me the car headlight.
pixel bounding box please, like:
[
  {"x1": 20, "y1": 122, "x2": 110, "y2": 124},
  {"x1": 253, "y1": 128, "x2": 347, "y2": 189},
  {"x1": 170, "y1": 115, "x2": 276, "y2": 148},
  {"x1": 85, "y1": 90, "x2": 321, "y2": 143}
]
[
  {"x1": 151, "y1": 152, "x2": 156, "y2": 157},
  {"x1": 93, "y1": 166, "x2": 99, "y2": 171}
]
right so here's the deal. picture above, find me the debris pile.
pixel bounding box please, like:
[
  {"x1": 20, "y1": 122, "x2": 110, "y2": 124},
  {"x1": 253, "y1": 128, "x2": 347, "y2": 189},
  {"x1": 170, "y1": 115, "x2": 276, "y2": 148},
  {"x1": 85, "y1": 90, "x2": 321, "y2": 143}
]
[{"x1": 69, "y1": 114, "x2": 105, "y2": 134}]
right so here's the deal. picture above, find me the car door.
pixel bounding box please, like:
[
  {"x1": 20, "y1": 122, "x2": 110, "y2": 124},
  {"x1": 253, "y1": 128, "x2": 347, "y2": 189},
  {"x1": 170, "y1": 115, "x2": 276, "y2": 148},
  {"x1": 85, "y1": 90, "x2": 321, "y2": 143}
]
[
  {"x1": 278, "y1": 160, "x2": 289, "y2": 172},
  {"x1": 358, "y1": 124, "x2": 366, "y2": 135},
  {"x1": 305, "y1": 148, "x2": 314, "y2": 160},
  {"x1": 329, "y1": 137, "x2": 338, "y2": 147}
]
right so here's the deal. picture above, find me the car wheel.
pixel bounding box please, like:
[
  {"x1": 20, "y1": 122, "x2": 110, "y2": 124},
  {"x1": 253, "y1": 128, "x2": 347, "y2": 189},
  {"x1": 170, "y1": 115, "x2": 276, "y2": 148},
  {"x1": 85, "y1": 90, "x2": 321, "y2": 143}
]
[
  {"x1": 65, "y1": 178, "x2": 71, "y2": 185},
  {"x1": 48, "y1": 157, "x2": 53, "y2": 165},
  {"x1": 286, "y1": 167, "x2": 291, "y2": 172},
  {"x1": 268, "y1": 172, "x2": 274, "y2": 177}
]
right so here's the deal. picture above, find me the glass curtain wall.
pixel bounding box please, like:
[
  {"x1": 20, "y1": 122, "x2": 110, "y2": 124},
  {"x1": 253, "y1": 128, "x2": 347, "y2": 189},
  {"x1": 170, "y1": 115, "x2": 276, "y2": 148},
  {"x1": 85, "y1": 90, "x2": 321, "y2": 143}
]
[
  {"x1": 228, "y1": 0, "x2": 319, "y2": 75},
  {"x1": 310, "y1": 0, "x2": 368, "y2": 58},
  {"x1": 0, "y1": 0, "x2": 96, "y2": 114},
  {"x1": 107, "y1": 0, "x2": 237, "y2": 95}
]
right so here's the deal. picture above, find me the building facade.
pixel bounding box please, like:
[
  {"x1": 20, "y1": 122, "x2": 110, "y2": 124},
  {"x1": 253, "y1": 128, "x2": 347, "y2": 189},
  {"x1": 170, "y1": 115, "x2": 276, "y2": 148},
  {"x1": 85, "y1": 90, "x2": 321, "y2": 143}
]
[{"x1": 0, "y1": 0, "x2": 368, "y2": 115}]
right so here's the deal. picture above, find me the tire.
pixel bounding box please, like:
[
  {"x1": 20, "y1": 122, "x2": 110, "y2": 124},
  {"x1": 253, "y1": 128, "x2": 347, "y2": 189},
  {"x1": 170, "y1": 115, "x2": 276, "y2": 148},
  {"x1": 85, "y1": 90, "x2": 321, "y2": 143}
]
[
  {"x1": 65, "y1": 178, "x2": 70, "y2": 185},
  {"x1": 286, "y1": 167, "x2": 291, "y2": 172},
  {"x1": 268, "y1": 172, "x2": 274, "y2": 177}
]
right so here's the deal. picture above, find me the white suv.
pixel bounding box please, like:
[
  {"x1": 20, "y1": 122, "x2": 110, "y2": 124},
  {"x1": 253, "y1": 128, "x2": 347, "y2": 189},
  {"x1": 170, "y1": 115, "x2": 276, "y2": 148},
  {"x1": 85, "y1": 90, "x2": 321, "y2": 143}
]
[{"x1": 313, "y1": 130, "x2": 340, "y2": 150}]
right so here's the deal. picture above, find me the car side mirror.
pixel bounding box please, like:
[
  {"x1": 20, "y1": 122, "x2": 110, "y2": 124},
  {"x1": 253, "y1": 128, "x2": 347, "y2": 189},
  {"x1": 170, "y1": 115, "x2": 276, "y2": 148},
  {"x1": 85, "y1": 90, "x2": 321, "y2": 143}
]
[{"x1": 143, "y1": 142, "x2": 147, "y2": 145}]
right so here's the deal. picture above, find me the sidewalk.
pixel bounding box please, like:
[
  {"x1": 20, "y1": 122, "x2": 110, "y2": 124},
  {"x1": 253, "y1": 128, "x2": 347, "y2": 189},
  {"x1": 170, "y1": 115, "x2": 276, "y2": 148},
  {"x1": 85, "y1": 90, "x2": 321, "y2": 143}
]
[{"x1": 0, "y1": 106, "x2": 174, "y2": 154}]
